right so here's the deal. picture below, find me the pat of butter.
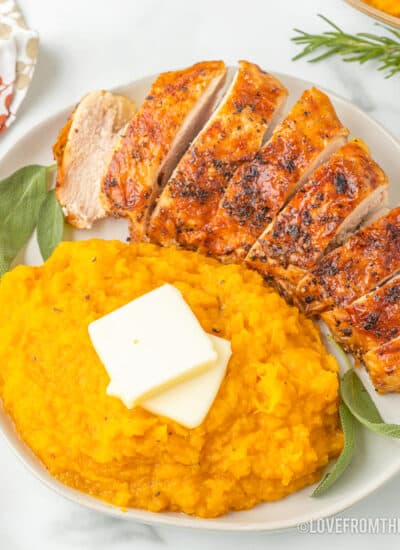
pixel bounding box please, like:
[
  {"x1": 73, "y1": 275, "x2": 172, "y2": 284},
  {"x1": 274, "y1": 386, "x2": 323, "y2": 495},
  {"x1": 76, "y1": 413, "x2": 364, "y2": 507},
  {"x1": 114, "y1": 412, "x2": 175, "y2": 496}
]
[
  {"x1": 139, "y1": 334, "x2": 231, "y2": 428},
  {"x1": 88, "y1": 284, "x2": 218, "y2": 407}
]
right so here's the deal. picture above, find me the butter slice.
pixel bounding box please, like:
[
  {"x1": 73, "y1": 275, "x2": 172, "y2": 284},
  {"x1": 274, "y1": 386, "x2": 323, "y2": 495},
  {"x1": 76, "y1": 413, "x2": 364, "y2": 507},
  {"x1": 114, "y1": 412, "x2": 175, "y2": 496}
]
[
  {"x1": 140, "y1": 335, "x2": 231, "y2": 428},
  {"x1": 88, "y1": 284, "x2": 218, "y2": 407}
]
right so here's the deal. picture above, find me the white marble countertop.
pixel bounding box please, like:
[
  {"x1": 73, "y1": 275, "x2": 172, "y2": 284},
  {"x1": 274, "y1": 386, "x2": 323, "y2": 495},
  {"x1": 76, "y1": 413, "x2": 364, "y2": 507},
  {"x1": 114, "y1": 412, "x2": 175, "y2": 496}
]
[{"x1": 1, "y1": 0, "x2": 400, "y2": 548}]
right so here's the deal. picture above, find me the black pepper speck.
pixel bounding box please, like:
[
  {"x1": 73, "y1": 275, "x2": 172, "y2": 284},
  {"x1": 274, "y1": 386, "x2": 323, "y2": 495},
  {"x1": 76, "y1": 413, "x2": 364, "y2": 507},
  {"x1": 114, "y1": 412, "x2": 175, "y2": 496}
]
[{"x1": 334, "y1": 173, "x2": 348, "y2": 194}]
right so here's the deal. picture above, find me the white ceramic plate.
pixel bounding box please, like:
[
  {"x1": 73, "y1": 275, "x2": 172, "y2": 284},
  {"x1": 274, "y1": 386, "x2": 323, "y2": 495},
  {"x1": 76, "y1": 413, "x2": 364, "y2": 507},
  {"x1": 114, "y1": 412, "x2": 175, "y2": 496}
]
[{"x1": 1, "y1": 71, "x2": 400, "y2": 532}]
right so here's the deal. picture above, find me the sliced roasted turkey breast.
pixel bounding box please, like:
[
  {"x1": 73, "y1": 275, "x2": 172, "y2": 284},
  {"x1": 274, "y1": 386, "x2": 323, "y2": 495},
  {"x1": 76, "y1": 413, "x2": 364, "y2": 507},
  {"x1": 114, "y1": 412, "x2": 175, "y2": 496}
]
[
  {"x1": 322, "y1": 274, "x2": 400, "y2": 356},
  {"x1": 364, "y1": 339, "x2": 400, "y2": 393},
  {"x1": 204, "y1": 88, "x2": 348, "y2": 262},
  {"x1": 322, "y1": 274, "x2": 400, "y2": 393},
  {"x1": 246, "y1": 139, "x2": 389, "y2": 298},
  {"x1": 298, "y1": 206, "x2": 400, "y2": 315},
  {"x1": 147, "y1": 61, "x2": 288, "y2": 249},
  {"x1": 53, "y1": 91, "x2": 136, "y2": 229},
  {"x1": 102, "y1": 61, "x2": 228, "y2": 242}
]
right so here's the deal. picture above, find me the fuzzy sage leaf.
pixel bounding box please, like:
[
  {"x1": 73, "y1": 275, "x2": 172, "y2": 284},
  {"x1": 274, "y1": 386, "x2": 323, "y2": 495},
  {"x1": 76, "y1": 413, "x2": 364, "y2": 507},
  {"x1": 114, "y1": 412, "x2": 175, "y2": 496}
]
[
  {"x1": 313, "y1": 340, "x2": 400, "y2": 496},
  {"x1": 341, "y1": 369, "x2": 400, "y2": 438},
  {"x1": 312, "y1": 401, "x2": 356, "y2": 496},
  {"x1": 0, "y1": 165, "x2": 49, "y2": 276},
  {"x1": 37, "y1": 189, "x2": 64, "y2": 261}
]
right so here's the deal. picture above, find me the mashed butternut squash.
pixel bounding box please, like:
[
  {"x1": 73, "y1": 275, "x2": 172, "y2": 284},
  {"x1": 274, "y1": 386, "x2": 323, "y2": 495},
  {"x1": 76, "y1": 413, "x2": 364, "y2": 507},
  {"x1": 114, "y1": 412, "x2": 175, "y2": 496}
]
[{"x1": 0, "y1": 240, "x2": 342, "y2": 517}]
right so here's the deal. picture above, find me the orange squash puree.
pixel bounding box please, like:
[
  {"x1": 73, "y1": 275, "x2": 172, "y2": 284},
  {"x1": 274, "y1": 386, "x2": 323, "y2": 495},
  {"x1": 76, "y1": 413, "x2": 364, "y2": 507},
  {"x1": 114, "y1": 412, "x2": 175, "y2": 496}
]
[
  {"x1": 0, "y1": 240, "x2": 342, "y2": 517},
  {"x1": 363, "y1": 0, "x2": 400, "y2": 17}
]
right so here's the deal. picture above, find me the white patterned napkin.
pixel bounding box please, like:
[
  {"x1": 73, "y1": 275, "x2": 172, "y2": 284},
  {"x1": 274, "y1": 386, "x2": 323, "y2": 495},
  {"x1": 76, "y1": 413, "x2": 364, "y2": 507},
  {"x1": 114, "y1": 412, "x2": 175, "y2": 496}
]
[{"x1": 0, "y1": 0, "x2": 38, "y2": 134}]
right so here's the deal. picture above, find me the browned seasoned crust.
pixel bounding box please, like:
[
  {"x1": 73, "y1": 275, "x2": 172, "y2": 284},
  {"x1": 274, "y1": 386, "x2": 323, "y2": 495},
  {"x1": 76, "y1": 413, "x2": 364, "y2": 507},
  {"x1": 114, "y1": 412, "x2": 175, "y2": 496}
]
[
  {"x1": 322, "y1": 276, "x2": 400, "y2": 355},
  {"x1": 298, "y1": 206, "x2": 400, "y2": 315},
  {"x1": 246, "y1": 139, "x2": 388, "y2": 297},
  {"x1": 364, "y1": 340, "x2": 400, "y2": 393},
  {"x1": 204, "y1": 88, "x2": 348, "y2": 262},
  {"x1": 322, "y1": 274, "x2": 400, "y2": 393},
  {"x1": 53, "y1": 107, "x2": 75, "y2": 215},
  {"x1": 147, "y1": 61, "x2": 288, "y2": 249},
  {"x1": 102, "y1": 61, "x2": 227, "y2": 241},
  {"x1": 53, "y1": 110, "x2": 74, "y2": 167}
]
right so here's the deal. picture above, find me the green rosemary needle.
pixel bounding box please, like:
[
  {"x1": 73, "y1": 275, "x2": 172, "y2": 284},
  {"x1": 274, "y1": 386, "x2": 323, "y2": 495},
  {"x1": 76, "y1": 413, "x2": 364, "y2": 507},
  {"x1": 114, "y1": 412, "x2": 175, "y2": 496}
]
[{"x1": 292, "y1": 14, "x2": 400, "y2": 78}]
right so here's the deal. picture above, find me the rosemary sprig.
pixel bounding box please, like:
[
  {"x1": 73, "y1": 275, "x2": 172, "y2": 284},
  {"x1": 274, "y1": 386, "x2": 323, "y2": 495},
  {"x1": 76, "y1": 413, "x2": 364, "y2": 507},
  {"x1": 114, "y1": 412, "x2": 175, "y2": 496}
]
[{"x1": 292, "y1": 14, "x2": 400, "y2": 78}]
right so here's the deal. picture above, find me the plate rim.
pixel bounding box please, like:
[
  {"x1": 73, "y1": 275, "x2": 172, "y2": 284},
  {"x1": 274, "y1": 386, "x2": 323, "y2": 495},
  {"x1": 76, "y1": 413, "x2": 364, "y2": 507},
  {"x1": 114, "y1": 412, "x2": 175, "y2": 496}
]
[{"x1": 1, "y1": 70, "x2": 400, "y2": 532}]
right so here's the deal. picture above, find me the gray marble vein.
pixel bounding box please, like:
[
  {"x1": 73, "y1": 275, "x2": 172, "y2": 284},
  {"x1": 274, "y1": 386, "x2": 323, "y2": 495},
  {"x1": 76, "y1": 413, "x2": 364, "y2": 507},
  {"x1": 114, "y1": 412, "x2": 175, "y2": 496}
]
[{"x1": 47, "y1": 510, "x2": 165, "y2": 548}]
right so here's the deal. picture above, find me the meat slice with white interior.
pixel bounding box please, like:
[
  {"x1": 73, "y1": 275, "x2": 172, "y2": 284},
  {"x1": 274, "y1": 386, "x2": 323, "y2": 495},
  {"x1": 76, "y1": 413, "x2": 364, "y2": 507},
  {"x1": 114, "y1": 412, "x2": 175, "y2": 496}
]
[
  {"x1": 298, "y1": 206, "x2": 400, "y2": 315},
  {"x1": 204, "y1": 87, "x2": 348, "y2": 263},
  {"x1": 147, "y1": 61, "x2": 288, "y2": 250},
  {"x1": 246, "y1": 139, "x2": 389, "y2": 298},
  {"x1": 102, "y1": 61, "x2": 228, "y2": 241},
  {"x1": 54, "y1": 90, "x2": 137, "y2": 229}
]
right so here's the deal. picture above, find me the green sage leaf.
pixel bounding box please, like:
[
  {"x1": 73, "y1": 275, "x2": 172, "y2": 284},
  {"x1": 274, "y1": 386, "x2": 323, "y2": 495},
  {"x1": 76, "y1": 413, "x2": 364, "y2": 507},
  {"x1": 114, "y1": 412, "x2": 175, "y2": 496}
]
[
  {"x1": 312, "y1": 401, "x2": 356, "y2": 496},
  {"x1": 37, "y1": 189, "x2": 64, "y2": 261},
  {"x1": 0, "y1": 165, "x2": 48, "y2": 276},
  {"x1": 341, "y1": 369, "x2": 400, "y2": 438}
]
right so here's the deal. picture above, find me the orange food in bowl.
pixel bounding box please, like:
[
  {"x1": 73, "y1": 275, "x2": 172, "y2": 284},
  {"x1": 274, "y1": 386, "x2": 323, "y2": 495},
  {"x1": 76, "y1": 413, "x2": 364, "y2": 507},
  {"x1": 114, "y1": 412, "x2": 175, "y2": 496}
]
[
  {"x1": 0, "y1": 240, "x2": 342, "y2": 517},
  {"x1": 363, "y1": 0, "x2": 400, "y2": 17}
]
